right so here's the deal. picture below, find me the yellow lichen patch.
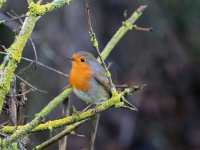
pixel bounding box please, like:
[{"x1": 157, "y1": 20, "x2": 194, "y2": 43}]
[
  {"x1": 28, "y1": 0, "x2": 72, "y2": 16},
  {"x1": 29, "y1": 2, "x2": 53, "y2": 16}
]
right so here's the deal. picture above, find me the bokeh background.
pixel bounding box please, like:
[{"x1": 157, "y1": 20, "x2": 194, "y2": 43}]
[{"x1": 1, "y1": 0, "x2": 200, "y2": 150}]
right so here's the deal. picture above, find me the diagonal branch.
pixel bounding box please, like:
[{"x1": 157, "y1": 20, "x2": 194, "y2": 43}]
[
  {"x1": 0, "y1": 15, "x2": 39, "y2": 114},
  {"x1": 0, "y1": 84, "x2": 143, "y2": 134},
  {"x1": 0, "y1": 89, "x2": 121, "y2": 134},
  {"x1": 1, "y1": 87, "x2": 72, "y2": 147},
  {"x1": 100, "y1": 5, "x2": 147, "y2": 60},
  {"x1": 34, "y1": 120, "x2": 88, "y2": 150}
]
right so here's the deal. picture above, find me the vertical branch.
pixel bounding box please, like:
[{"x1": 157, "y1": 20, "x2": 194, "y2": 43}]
[
  {"x1": 9, "y1": 76, "x2": 18, "y2": 125},
  {"x1": 0, "y1": 15, "x2": 39, "y2": 113},
  {"x1": 0, "y1": 0, "x2": 6, "y2": 8},
  {"x1": 59, "y1": 97, "x2": 70, "y2": 150},
  {"x1": 85, "y1": 0, "x2": 116, "y2": 92}
]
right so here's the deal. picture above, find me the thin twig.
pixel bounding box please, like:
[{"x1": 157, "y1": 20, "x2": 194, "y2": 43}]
[
  {"x1": 0, "y1": 14, "x2": 27, "y2": 24},
  {"x1": 85, "y1": 0, "x2": 116, "y2": 92},
  {"x1": 59, "y1": 97, "x2": 71, "y2": 150},
  {"x1": 133, "y1": 25, "x2": 152, "y2": 32},
  {"x1": 34, "y1": 120, "x2": 88, "y2": 150},
  {"x1": 0, "y1": 51, "x2": 68, "y2": 77},
  {"x1": 8, "y1": 89, "x2": 32, "y2": 97},
  {"x1": 17, "y1": 62, "x2": 34, "y2": 75},
  {"x1": 9, "y1": 76, "x2": 18, "y2": 125},
  {"x1": 29, "y1": 37, "x2": 38, "y2": 69},
  {"x1": 22, "y1": 56, "x2": 68, "y2": 77},
  {"x1": 15, "y1": 75, "x2": 47, "y2": 94}
]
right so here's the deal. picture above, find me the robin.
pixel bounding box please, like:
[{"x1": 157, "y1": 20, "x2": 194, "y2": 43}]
[
  {"x1": 68, "y1": 51, "x2": 111, "y2": 104},
  {"x1": 68, "y1": 51, "x2": 111, "y2": 150}
]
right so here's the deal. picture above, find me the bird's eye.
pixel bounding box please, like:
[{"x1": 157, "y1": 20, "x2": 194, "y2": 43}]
[{"x1": 80, "y1": 57, "x2": 86, "y2": 62}]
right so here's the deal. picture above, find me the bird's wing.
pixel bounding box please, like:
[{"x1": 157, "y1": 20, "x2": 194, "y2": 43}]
[{"x1": 93, "y1": 64, "x2": 111, "y2": 94}]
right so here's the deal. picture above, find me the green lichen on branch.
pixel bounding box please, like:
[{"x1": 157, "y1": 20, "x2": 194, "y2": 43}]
[
  {"x1": 0, "y1": 16, "x2": 38, "y2": 113},
  {"x1": 34, "y1": 120, "x2": 87, "y2": 150},
  {"x1": 0, "y1": 90, "x2": 123, "y2": 134},
  {"x1": 29, "y1": 0, "x2": 72, "y2": 16},
  {"x1": 1, "y1": 88, "x2": 72, "y2": 147},
  {"x1": 0, "y1": 85, "x2": 144, "y2": 134},
  {"x1": 0, "y1": 0, "x2": 6, "y2": 8},
  {"x1": 100, "y1": 5, "x2": 147, "y2": 60}
]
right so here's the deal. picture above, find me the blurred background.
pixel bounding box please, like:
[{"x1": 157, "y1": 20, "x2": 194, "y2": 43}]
[{"x1": 1, "y1": 0, "x2": 200, "y2": 150}]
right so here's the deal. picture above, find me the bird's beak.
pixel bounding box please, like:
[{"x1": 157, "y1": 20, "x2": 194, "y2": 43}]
[{"x1": 66, "y1": 56, "x2": 73, "y2": 61}]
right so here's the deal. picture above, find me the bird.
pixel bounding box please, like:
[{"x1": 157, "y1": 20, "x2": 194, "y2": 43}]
[
  {"x1": 68, "y1": 51, "x2": 111, "y2": 150},
  {"x1": 68, "y1": 51, "x2": 111, "y2": 104}
]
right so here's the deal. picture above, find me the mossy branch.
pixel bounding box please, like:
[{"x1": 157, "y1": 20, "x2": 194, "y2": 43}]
[
  {"x1": 100, "y1": 5, "x2": 147, "y2": 60},
  {"x1": 0, "y1": 15, "x2": 39, "y2": 114},
  {"x1": 0, "y1": 85, "x2": 143, "y2": 135},
  {"x1": 29, "y1": 0, "x2": 72, "y2": 16},
  {"x1": 0, "y1": 0, "x2": 6, "y2": 8},
  {"x1": 34, "y1": 120, "x2": 87, "y2": 150},
  {"x1": 1, "y1": 87, "x2": 72, "y2": 147},
  {"x1": 0, "y1": 90, "x2": 120, "y2": 135}
]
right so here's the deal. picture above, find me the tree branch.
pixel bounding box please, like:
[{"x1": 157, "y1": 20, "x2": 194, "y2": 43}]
[
  {"x1": 34, "y1": 120, "x2": 87, "y2": 150},
  {"x1": 0, "y1": 90, "x2": 120, "y2": 134},
  {"x1": 0, "y1": 0, "x2": 6, "y2": 8},
  {"x1": 29, "y1": 0, "x2": 72, "y2": 16},
  {"x1": 1, "y1": 87, "x2": 72, "y2": 147},
  {"x1": 0, "y1": 85, "x2": 143, "y2": 135},
  {"x1": 0, "y1": 15, "x2": 39, "y2": 113},
  {"x1": 100, "y1": 5, "x2": 147, "y2": 60}
]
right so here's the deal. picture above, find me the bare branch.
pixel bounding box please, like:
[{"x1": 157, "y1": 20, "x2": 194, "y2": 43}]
[
  {"x1": 15, "y1": 75, "x2": 47, "y2": 94},
  {"x1": 85, "y1": 0, "x2": 116, "y2": 92},
  {"x1": 0, "y1": 51, "x2": 68, "y2": 77}
]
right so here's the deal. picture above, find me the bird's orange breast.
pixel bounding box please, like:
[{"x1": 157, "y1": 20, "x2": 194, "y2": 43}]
[{"x1": 69, "y1": 61, "x2": 93, "y2": 92}]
